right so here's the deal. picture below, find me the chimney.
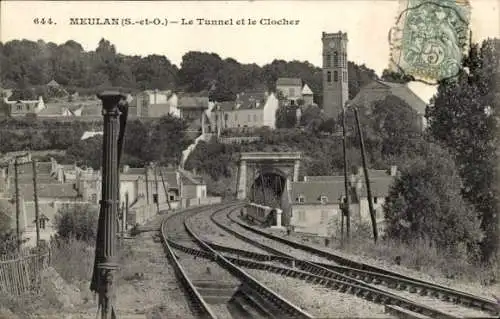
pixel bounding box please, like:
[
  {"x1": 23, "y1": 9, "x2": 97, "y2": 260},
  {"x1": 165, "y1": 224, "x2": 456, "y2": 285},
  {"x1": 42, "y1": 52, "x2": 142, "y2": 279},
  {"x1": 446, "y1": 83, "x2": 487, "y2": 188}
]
[
  {"x1": 390, "y1": 165, "x2": 398, "y2": 177},
  {"x1": 123, "y1": 165, "x2": 130, "y2": 173}
]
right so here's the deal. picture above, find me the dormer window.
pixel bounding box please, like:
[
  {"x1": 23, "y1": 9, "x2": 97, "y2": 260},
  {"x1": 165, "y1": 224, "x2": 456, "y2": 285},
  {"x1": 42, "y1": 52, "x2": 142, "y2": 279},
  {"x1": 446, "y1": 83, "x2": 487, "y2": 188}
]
[
  {"x1": 297, "y1": 195, "x2": 305, "y2": 203},
  {"x1": 320, "y1": 195, "x2": 328, "y2": 204}
]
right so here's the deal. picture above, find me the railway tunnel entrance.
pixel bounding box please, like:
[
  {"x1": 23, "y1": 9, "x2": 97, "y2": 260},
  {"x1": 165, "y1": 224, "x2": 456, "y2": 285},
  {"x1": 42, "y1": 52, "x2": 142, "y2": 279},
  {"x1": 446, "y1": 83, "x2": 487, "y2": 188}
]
[{"x1": 236, "y1": 152, "x2": 302, "y2": 226}]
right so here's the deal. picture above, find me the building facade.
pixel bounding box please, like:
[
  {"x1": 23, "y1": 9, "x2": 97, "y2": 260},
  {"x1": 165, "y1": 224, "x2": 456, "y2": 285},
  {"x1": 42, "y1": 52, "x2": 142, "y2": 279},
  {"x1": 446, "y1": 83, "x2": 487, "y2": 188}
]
[
  {"x1": 322, "y1": 31, "x2": 349, "y2": 119},
  {"x1": 3, "y1": 96, "x2": 46, "y2": 117},
  {"x1": 289, "y1": 166, "x2": 398, "y2": 237},
  {"x1": 276, "y1": 78, "x2": 303, "y2": 105},
  {"x1": 211, "y1": 91, "x2": 279, "y2": 131},
  {"x1": 136, "y1": 90, "x2": 180, "y2": 118}
]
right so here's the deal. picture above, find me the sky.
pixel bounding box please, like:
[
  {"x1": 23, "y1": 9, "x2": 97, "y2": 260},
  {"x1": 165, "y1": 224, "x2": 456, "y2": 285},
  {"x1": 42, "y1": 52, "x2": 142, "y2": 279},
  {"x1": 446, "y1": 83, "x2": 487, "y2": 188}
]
[{"x1": 1, "y1": 0, "x2": 499, "y2": 102}]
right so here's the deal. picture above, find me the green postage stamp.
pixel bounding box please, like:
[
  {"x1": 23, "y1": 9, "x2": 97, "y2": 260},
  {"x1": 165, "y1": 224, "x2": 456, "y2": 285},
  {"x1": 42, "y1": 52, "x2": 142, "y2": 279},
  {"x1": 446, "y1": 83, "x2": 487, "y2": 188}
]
[{"x1": 389, "y1": 0, "x2": 471, "y2": 84}]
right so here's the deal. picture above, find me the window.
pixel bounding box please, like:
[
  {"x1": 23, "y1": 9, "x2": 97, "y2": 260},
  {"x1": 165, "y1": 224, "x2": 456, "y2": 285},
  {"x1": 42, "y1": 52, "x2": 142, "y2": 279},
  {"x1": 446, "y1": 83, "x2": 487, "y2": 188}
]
[
  {"x1": 290, "y1": 100, "x2": 295, "y2": 106},
  {"x1": 169, "y1": 195, "x2": 175, "y2": 201},
  {"x1": 215, "y1": 114, "x2": 219, "y2": 121},
  {"x1": 247, "y1": 114, "x2": 251, "y2": 122},
  {"x1": 40, "y1": 217, "x2": 47, "y2": 230},
  {"x1": 253, "y1": 114, "x2": 257, "y2": 122},
  {"x1": 320, "y1": 195, "x2": 328, "y2": 204},
  {"x1": 334, "y1": 71, "x2": 338, "y2": 82},
  {"x1": 289, "y1": 88, "x2": 295, "y2": 97},
  {"x1": 334, "y1": 51, "x2": 339, "y2": 67},
  {"x1": 91, "y1": 193, "x2": 97, "y2": 202},
  {"x1": 326, "y1": 54, "x2": 331, "y2": 67},
  {"x1": 343, "y1": 71, "x2": 347, "y2": 83},
  {"x1": 327, "y1": 71, "x2": 332, "y2": 83},
  {"x1": 374, "y1": 197, "x2": 378, "y2": 204},
  {"x1": 297, "y1": 195, "x2": 305, "y2": 203},
  {"x1": 224, "y1": 114, "x2": 229, "y2": 121},
  {"x1": 17, "y1": 104, "x2": 22, "y2": 110}
]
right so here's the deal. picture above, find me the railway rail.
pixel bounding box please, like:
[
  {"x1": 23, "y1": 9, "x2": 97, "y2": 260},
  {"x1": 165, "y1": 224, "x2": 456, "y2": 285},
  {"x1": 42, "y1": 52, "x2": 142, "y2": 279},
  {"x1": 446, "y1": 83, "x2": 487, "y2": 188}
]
[
  {"x1": 159, "y1": 201, "x2": 314, "y2": 319},
  {"x1": 202, "y1": 206, "x2": 499, "y2": 319},
  {"x1": 223, "y1": 208, "x2": 499, "y2": 316}
]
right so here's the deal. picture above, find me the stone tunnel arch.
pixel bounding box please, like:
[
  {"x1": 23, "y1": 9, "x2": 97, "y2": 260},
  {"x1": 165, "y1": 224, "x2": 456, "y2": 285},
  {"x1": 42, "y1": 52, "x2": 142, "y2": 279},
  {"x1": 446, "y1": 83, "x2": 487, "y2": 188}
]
[{"x1": 236, "y1": 152, "x2": 301, "y2": 226}]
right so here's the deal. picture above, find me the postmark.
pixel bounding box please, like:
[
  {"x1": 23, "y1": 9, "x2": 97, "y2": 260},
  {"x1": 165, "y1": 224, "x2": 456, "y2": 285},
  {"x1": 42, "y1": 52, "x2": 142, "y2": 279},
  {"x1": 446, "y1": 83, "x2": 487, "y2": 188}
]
[{"x1": 389, "y1": 0, "x2": 471, "y2": 84}]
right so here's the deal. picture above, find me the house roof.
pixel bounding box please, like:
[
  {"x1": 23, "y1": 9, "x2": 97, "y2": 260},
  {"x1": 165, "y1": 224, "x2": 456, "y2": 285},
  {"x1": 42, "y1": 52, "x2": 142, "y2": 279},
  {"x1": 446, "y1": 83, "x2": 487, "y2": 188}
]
[
  {"x1": 121, "y1": 167, "x2": 178, "y2": 188},
  {"x1": 357, "y1": 177, "x2": 395, "y2": 198},
  {"x1": 8, "y1": 183, "x2": 78, "y2": 201},
  {"x1": 178, "y1": 96, "x2": 209, "y2": 109},
  {"x1": 301, "y1": 84, "x2": 313, "y2": 95},
  {"x1": 291, "y1": 181, "x2": 346, "y2": 205},
  {"x1": 47, "y1": 80, "x2": 60, "y2": 87},
  {"x1": 213, "y1": 92, "x2": 268, "y2": 112},
  {"x1": 353, "y1": 80, "x2": 427, "y2": 115},
  {"x1": 377, "y1": 80, "x2": 427, "y2": 114},
  {"x1": 276, "y1": 78, "x2": 302, "y2": 86}
]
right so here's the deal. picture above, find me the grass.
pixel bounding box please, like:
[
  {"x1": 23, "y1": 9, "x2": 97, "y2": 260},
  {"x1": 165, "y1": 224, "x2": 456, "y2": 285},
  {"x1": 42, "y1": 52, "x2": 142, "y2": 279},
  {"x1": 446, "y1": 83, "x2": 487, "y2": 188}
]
[
  {"x1": 51, "y1": 237, "x2": 95, "y2": 284},
  {"x1": 333, "y1": 222, "x2": 499, "y2": 287}
]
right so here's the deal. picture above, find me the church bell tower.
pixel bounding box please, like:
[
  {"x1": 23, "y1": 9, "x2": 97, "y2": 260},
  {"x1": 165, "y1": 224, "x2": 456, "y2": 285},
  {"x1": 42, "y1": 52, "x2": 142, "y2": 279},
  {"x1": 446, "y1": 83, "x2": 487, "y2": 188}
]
[{"x1": 322, "y1": 31, "x2": 349, "y2": 119}]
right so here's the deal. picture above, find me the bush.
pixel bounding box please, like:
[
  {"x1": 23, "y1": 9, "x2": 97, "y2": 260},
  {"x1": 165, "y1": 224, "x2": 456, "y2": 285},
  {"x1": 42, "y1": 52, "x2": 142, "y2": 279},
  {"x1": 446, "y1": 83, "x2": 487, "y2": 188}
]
[
  {"x1": 54, "y1": 204, "x2": 99, "y2": 242},
  {"x1": 383, "y1": 142, "x2": 483, "y2": 257}
]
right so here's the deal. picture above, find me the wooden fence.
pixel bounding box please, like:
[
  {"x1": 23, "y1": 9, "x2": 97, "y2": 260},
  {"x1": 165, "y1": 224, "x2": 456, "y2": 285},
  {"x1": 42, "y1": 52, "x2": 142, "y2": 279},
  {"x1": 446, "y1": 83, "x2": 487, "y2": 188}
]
[{"x1": 0, "y1": 248, "x2": 51, "y2": 295}]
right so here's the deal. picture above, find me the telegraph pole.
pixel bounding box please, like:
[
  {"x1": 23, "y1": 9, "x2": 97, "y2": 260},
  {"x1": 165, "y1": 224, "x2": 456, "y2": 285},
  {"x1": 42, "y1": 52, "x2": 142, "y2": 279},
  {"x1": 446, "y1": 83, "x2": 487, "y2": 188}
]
[
  {"x1": 153, "y1": 163, "x2": 160, "y2": 215},
  {"x1": 353, "y1": 106, "x2": 378, "y2": 243},
  {"x1": 90, "y1": 91, "x2": 125, "y2": 319},
  {"x1": 14, "y1": 158, "x2": 20, "y2": 253},
  {"x1": 32, "y1": 160, "x2": 40, "y2": 249},
  {"x1": 341, "y1": 105, "x2": 351, "y2": 241},
  {"x1": 158, "y1": 166, "x2": 172, "y2": 210},
  {"x1": 145, "y1": 166, "x2": 150, "y2": 205}
]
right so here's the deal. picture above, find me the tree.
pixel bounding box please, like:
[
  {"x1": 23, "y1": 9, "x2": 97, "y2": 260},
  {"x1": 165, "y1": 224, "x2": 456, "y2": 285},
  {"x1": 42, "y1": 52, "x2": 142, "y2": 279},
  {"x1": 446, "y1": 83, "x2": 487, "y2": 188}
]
[
  {"x1": 381, "y1": 69, "x2": 414, "y2": 84},
  {"x1": 275, "y1": 103, "x2": 298, "y2": 128},
  {"x1": 145, "y1": 115, "x2": 193, "y2": 166},
  {"x1": 426, "y1": 39, "x2": 500, "y2": 261},
  {"x1": 383, "y1": 142, "x2": 483, "y2": 256},
  {"x1": 0, "y1": 201, "x2": 17, "y2": 254},
  {"x1": 54, "y1": 204, "x2": 99, "y2": 242}
]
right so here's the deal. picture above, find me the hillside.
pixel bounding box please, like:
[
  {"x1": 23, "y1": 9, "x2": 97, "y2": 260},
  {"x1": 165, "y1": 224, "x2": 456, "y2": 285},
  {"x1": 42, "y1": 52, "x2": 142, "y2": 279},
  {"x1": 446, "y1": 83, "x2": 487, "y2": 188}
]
[{"x1": 1, "y1": 39, "x2": 378, "y2": 105}]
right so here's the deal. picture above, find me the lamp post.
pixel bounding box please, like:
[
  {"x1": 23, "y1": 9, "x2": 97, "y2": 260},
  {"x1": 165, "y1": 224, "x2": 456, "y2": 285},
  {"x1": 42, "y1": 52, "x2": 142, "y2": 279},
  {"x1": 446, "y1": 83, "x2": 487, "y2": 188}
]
[
  {"x1": 90, "y1": 91, "x2": 126, "y2": 319},
  {"x1": 341, "y1": 103, "x2": 351, "y2": 241}
]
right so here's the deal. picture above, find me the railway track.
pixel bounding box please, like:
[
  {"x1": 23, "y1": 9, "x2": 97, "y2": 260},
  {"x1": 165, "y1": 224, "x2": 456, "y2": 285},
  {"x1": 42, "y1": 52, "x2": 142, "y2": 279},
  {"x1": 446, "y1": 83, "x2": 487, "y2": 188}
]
[
  {"x1": 201, "y1": 206, "x2": 499, "y2": 319},
  {"x1": 160, "y1": 202, "x2": 314, "y2": 319}
]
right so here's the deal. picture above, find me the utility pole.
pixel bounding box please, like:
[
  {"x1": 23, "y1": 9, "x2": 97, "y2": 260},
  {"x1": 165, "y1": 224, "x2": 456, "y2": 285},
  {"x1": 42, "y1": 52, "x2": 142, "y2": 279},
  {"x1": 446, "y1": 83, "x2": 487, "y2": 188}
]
[
  {"x1": 158, "y1": 166, "x2": 172, "y2": 210},
  {"x1": 14, "y1": 158, "x2": 20, "y2": 253},
  {"x1": 153, "y1": 163, "x2": 160, "y2": 215},
  {"x1": 145, "y1": 166, "x2": 150, "y2": 205},
  {"x1": 341, "y1": 105, "x2": 351, "y2": 242},
  {"x1": 125, "y1": 192, "x2": 129, "y2": 231},
  {"x1": 353, "y1": 106, "x2": 378, "y2": 243},
  {"x1": 90, "y1": 91, "x2": 126, "y2": 319},
  {"x1": 32, "y1": 160, "x2": 40, "y2": 249}
]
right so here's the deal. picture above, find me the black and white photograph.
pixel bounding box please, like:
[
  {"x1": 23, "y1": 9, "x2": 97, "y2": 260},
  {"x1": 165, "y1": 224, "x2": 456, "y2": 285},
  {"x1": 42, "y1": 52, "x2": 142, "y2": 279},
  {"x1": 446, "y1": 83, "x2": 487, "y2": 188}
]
[{"x1": 0, "y1": 0, "x2": 499, "y2": 318}]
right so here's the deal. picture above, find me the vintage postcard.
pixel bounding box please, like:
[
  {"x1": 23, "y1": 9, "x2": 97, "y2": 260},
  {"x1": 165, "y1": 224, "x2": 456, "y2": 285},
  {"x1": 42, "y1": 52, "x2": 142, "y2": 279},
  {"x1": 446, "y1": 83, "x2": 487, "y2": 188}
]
[{"x1": 0, "y1": 1, "x2": 499, "y2": 318}]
